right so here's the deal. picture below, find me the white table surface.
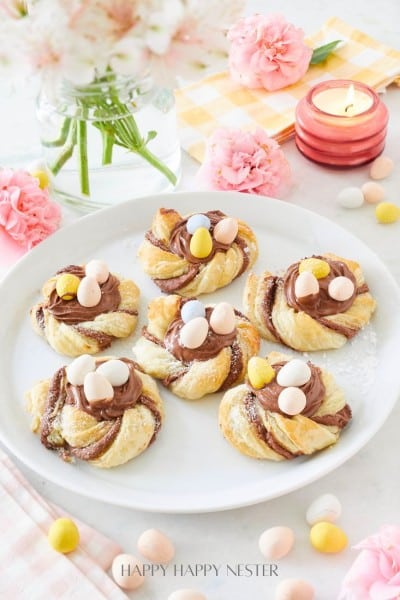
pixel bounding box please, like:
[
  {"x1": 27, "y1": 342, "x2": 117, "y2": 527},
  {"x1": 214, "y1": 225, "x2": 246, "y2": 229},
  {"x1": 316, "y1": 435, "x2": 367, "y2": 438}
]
[{"x1": 1, "y1": 2, "x2": 400, "y2": 599}]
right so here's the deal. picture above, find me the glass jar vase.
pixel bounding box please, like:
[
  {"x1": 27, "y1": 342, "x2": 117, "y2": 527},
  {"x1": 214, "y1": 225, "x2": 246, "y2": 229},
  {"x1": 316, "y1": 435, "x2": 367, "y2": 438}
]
[{"x1": 37, "y1": 74, "x2": 181, "y2": 212}]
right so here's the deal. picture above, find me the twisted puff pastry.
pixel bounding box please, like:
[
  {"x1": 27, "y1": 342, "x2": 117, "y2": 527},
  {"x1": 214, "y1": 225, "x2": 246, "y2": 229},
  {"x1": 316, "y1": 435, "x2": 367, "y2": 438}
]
[
  {"x1": 137, "y1": 208, "x2": 258, "y2": 296},
  {"x1": 219, "y1": 351, "x2": 351, "y2": 461},
  {"x1": 133, "y1": 295, "x2": 260, "y2": 400},
  {"x1": 243, "y1": 253, "x2": 376, "y2": 351}
]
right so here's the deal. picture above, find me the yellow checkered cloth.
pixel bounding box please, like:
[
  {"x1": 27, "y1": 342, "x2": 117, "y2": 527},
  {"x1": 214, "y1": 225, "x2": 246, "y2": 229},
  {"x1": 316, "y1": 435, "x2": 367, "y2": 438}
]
[{"x1": 175, "y1": 16, "x2": 400, "y2": 162}]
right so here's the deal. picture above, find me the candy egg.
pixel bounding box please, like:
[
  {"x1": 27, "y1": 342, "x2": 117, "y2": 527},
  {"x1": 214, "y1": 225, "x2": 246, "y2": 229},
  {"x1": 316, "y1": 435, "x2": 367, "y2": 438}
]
[
  {"x1": 361, "y1": 181, "x2": 385, "y2": 204},
  {"x1": 186, "y1": 214, "x2": 211, "y2": 234},
  {"x1": 209, "y1": 302, "x2": 236, "y2": 335},
  {"x1": 189, "y1": 227, "x2": 213, "y2": 259},
  {"x1": 111, "y1": 554, "x2": 145, "y2": 590},
  {"x1": 328, "y1": 276, "x2": 355, "y2": 301},
  {"x1": 48, "y1": 518, "x2": 79, "y2": 554},
  {"x1": 213, "y1": 217, "x2": 239, "y2": 245},
  {"x1": 97, "y1": 359, "x2": 130, "y2": 387},
  {"x1": 278, "y1": 387, "x2": 307, "y2": 416},
  {"x1": 83, "y1": 371, "x2": 114, "y2": 403},
  {"x1": 275, "y1": 578, "x2": 315, "y2": 600},
  {"x1": 306, "y1": 493, "x2": 342, "y2": 526},
  {"x1": 85, "y1": 259, "x2": 109, "y2": 284},
  {"x1": 66, "y1": 354, "x2": 96, "y2": 386},
  {"x1": 369, "y1": 155, "x2": 394, "y2": 180},
  {"x1": 168, "y1": 590, "x2": 206, "y2": 600},
  {"x1": 310, "y1": 521, "x2": 348, "y2": 553},
  {"x1": 181, "y1": 300, "x2": 206, "y2": 323},
  {"x1": 137, "y1": 528, "x2": 175, "y2": 564},
  {"x1": 299, "y1": 258, "x2": 330, "y2": 280},
  {"x1": 294, "y1": 271, "x2": 319, "y2": 299},
  {"x1": 375, "y1": 202, "x2": 400, "y2": 224},
  {"x1": 259, "y1": 526, "x2": 295, "y2": 560},
  {"x1": 179, "y1": 317, "x2": 209, "y2": 349},
  {"x1": 277, "y1": 359, "x2": 311, "y2": 387},
  {"x1": 247, "y1": 357, "x2": 275, "y2": 389},
  {"x1": 77, "y1": 276, "x2": 102, "y2": 307},
  {"x1": 337, "y1": 186, "x2": 364, "y2": 209},
  {"x1": 56, "y1": 273, "x2": 80, "y2": 300}
]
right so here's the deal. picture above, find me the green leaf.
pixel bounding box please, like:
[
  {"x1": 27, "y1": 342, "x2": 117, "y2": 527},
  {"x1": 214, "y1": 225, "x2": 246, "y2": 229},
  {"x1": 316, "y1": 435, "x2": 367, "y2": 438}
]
[
  {"x1": 310, "y1": 40, "x2": 342, "y2": 65},
  {"x1": 145, "y1": 130, "x2": 157, "y2": 145}
]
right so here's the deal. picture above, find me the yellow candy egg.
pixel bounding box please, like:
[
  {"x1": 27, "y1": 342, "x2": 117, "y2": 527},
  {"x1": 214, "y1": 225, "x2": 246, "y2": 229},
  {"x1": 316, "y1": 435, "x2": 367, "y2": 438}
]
[
  {"x1": 309, "y1": 521, "x2": 348, "y2": 553},
  {"x1": 48, "y1": 518, "x2": 80, "y2": 553},
  {"x1": 56, "y1": 273, "x2": 81, "y2": 300},
  {"x1": 299, "y1": 258, "x2": 330, "y2": 280},
  {"x1": 189, "y1": 227, "x2": 213, "y2": 259},
  {"x1": 248, "y1": 356, "x2": 275, "y2": 389},
  {"x1": 31, "y1": 169, "x2": 50, "y2": 189},
  {"x1": 375, "y1": 202, "x2": 400, "y2": 224}
]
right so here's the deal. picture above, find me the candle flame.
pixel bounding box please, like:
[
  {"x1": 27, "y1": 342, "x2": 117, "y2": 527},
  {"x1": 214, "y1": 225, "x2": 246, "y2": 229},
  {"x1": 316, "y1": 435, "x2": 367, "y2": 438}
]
[{"x1": 344, "y1": 84, "x2": 355, "y2": 114}]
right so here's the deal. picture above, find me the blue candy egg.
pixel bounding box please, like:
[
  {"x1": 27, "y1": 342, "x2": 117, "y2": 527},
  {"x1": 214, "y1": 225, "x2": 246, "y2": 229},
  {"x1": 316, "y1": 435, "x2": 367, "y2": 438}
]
[
  {"x1": 186, "y1": 214, "x2": 211, "y2": 234},
  {"x1": 181, "y1": 300, "x2": 206, "y2": 323}
]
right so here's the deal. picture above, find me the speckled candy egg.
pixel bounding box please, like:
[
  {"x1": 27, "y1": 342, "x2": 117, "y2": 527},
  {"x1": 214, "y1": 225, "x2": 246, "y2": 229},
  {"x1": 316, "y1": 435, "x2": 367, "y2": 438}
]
[
  {"x1": 259, "y1": 526, "x2": 295, "y2": 560},
  {"x1": 186, "y1": 214, "x2": 211, "y2": 234},
  {"x1": 112, "y1": 554, "x2": 145, "y2": 590},
  {"x1": 209, "y1": 302, "x2": 236, "y2": 335},
  {"x1": 369, "y1": 155, "x2": 394, "y2": 180},
  {"x1": 66, "y1": 354, "x2": 96, "y2": 386},
  {"x1": 168, "y1": 590, "x2": 207, "y2": 600},
  {"x1": 375, "y1": 202, "x2": 400, "y2": 224},
  {"x1": 328, "y1": 276, "x2": 355, "y2": 301},
  {"x1": 276, "y1": 359, "x2": 311, "y2": 387},
  {"x1": 189, "y1": 227, "x2": 213, "y2": 259},
  {"x1": 97, "y1": 359, "x2": 130, "y2": 387},
  {"x1": 278, "y1": 387, "x2": 307, "y2": 416},
  {"x1": 213, "y1": 217, "x2": 238, "y2": 245},
  {"x1": 361, "y1": 181, "x2": 385, "y2": 204},
  {"x1": 84, "y1": 371, "x2": 114, "y2": 403},
  {"x1": 275, "y1": 578, "x2": 315, "y2": 600},
  {"x1": 77, "y1": 276, "x2": 102, "y2": 308},
  {"x1": 137, "y1": 528, "x2": 175, "y2": 563},
  {"x1": 179, "y1": 317, "x2": 209, "y2": 349},
  {"x1": 294, "y1": 272, "x2": 319, "y2": 299},
  {"x1": 85, "y1": 259, "x2": 109, "y2": 284},
  {"x1": 181, "y1": 300, "x2": 206, "y2": 323},
  {"x1": 336, "y1": 187, "x2": 364, "y2": 209},
  {"x1": 306, "y1": 493, "x2": 342, "y2": 526},
  {"x1": 48, "y1": 518, "x2": 79, "y2": 554},
  {"x1": 310, "y1": 522, "x2": 348, "y2": 553}
]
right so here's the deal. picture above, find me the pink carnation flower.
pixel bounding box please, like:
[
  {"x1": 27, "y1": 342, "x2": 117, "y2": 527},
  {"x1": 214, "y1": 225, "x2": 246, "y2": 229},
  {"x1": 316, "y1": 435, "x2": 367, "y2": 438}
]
[
  {"x1": 228, "y1": 13, "x2": 312, "y2": 91},
  {"x1": 0, "y1": 168, "x2": 61, "y2": 249},
  {"x1": 197, "y1": 127, "x2": 291, "y2": 198},
  {"x1": 339, "y1": 525, "x2": 400, "y2": 599}
]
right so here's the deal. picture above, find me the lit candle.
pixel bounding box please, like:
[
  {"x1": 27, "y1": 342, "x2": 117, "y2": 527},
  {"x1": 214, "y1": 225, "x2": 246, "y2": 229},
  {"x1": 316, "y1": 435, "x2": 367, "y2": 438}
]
[{"x1": 312, "y1": 84, "x2": 374, "y2": 117}]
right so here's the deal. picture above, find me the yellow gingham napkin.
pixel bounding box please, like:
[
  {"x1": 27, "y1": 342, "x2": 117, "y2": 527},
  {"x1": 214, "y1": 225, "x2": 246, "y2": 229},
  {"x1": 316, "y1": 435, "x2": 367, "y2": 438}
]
[{"x1": 176, "y1": 17, "x2": 400, "y2": 162}]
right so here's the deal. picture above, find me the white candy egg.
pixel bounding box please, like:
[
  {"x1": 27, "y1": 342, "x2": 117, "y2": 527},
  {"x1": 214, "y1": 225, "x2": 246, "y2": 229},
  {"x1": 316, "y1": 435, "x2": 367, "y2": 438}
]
[
  {"x1": 294, "y1": 271, "x2": 319, "y2": 299},
  {"x1": 275, "y1": 578, "x2": 315, "y2": 600},
  {"x1": 137, "y1": 528, "x2": 175, "y2": 563},
  {"x1": 259, "y1": 526, "x2": 295, "y2": 560},
  {"x1": 213, "y1": 217, "x2": 239, "y2": 245},
  {"x1": 277, "y1": 359, "x2": 311, "y2": 387},
  {"x1": 186, "y1": 214, "x2": 211, "y2": 234},
  {"x1": 369, "y1": 155, "x2": 394, "y2": 180},
  {"x1": 181, "y1": 300, "x2": 206, "y2": 323},
  {"x1": 361, "y1": 181, "x2": 385, "y2": 204},
  {"x1": 83, "y1": 371, "x2": 114, "y2": 403},
  {"x1": 328, "y1": 276, "x2": 355, "y2": 301},
  {"x1": 77, "y1": 276, "x2": 101, "y2": 308},
  {"x1": 97, "y1": 359, "x2": 130, "y2": 387},
  {"x1": 111, "y1": 554, "x2": 145, "y2": 590},
  {"x1": 209, "y1": 302, "x2": 236, "y2": 335},
  {"x1": 306, "y1": 493, "x2": 342, "y2": 526},
  {"x1": 179, "y1": 317, "x2": 209, "y2": 349},
  {"x1": 66, "y1": 354, "x2": 96, "y2": 386},
  {"x1": 168, "y1": 590, "x2": 206, "y2": 600},
  {"x1": 337, "y1": 186, "x2": 364, "y2": 209},
  {"x1": 278, "y1": 387, "x2": 307, "y2": 416},
  {"x1": 85, "y1": 259, "x2": 109, "y2": 284}
]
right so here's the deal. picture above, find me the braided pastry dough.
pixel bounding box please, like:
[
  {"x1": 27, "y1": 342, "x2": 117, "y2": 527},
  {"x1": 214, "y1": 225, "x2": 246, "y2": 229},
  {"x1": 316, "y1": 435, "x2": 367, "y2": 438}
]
[{"x1": 219, "y1": 351, "x2": 351, "y2": 461}]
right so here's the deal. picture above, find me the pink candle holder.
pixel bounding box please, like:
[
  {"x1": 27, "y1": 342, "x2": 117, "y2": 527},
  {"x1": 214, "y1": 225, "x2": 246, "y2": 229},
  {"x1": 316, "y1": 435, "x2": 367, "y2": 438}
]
[{"x1": 295, "y1": 80, "x2": 389, "y2": 167}]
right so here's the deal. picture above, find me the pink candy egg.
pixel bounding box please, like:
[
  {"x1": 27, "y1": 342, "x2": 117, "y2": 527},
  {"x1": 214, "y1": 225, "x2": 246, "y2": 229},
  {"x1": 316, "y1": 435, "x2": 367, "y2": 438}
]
[
  {"x1": 111, "y1": 554, "x2": 145, "y2": 590},
  {"x1": 137, "y1": 528, "x2": 175, "y2": 563},
  {"x1": 361, "y1": 181, "x2": 385, "y2": 204},
  {"x1": 328, "y1": 276, "x2": 355, "y2": 302},
  {"x1": 259, "y1": 526, "x2": 295, "y2": 560},
  {"x1": 213, "y1": 217, "x2": 239, "y2": 245},
  {"x1": 278, "y1": 387, "x2": 306, "y2": 416},
  {"x1": 179, "y1": 317, "x2": 209, "y2": 349},
  {"x1": 294, "y1": 271, "x2": 319, "y2": 299},
  {"x1": 209, "y1": 302, "x2": 236, "y2": 335},
  {"x1": 369, "y1": 155, "x2": 394, "y2": 180},
  {"x1": 275, "y1": 578, "x2": 315, "y2": 600},
  {"x1": 168, "y1": 590, "x2": 207, "y2": 600},
  {"x1": 85, "y1": 259, "x2": 109, "y2": 284},
  {"x1": 83, "y1": 371, "x2": 114, "y2": 403},
  {"x1": 77, "y1": 276, "x2": 101, "y2": 307}
]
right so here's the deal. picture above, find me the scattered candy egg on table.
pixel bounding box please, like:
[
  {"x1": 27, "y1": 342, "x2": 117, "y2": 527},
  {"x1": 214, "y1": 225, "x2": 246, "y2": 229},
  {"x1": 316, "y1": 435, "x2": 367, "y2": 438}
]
[
  {"x1": 306, "y1": 493, "x2": 342, "y2": 526},
  {"x1": 137, "y1": 528, "x2": 175, "y2": 563},
  {"x1": 369, "y1": 155, "x2": 394, "y2": 180},
  {"x1": 97, "y1": 359, "x2": 130, "y2": 387},
  {"x1": 190, "y1": 227, "x2": 213, "y2": 259},
  {"x1": 328, "y1": 276, "x2": 355, "y2": 301},
  {"x1": 299, "y1": 258, "x2": 330, "y2": 280},
  {"x1": 213, "y1": 217, "x2": 239, "y2": 245},
  {"x1": 66, "y1": 354, "x2": 96, "y2": 386},
  {"x1": 277, "y1": 359, "x2": 311, "y2": 387},
  {"x1": 112, "y1": 554, "x2": 145, "y2": 590},
  {"x1": 336, "y1": 187, "x2": 364, "y2": 209},
  {"x1": 310, "y1": 521, "x2": 348, "y2": 553},
  {"x1": 247, "y1": 357, "x2": 275, "y2": 389},
  {"x1": 84, "y1": 371, "x2": 114, "y2": 403},
  {"x1": 375, "y1": 202, "x2": 400, "y2": 224},
  {"x1": 85, "y1": 259, "x2": 109, "y2": 284},
  {"x1": 278, "y1": 387, "x2": 307, "y2": 416},
  {"x1": 361, "y1": 181, "x2": 385, "y2": 204},
  {"x1": 77, "y1": 276, "x2": 102, "y2": 307},
  {"x1": 209, "y1": 302, "x2": 236, "y2": 335},
  {"x1": 259, "y1": 526, "x2": 295, "y2": 560},
  {"x1": 179, "y1": 317, "x2": 209, "y2": 349},
  {"x1": 181, "y1": 300, "x2": 206, "y2": 323},
  {"x1": 48, "y1": 518, "x2": 79, "y2": 553},
  {"x1": 168, "y1": 590, "x2": 207, "y2": 600},
  {"x1": 186, "y1": 214, "x2": 211, "y2": 234},
  {"x1": 275, "y1": 578, "x2": 315, "y2": 600},
  {"x1": 56, "y1": 273, "x2": 81, "y2": 300},
  {"x1": 294, "y1": 271, "x2": 319, "y2": 299}
]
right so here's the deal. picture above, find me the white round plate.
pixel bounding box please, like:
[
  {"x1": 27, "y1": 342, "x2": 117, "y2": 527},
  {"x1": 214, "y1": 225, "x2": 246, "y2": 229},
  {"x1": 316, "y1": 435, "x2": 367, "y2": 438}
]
[{"x1": 1, "y1": 191, "x2": 400, "y2": 513}]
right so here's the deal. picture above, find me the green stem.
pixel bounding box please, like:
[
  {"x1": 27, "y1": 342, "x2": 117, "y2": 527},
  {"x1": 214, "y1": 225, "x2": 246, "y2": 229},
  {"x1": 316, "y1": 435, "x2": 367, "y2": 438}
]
[
  {"x1": 102, "y1": 130, "x2": 114, "y2": 165},
  {"x1": 135, "y1": 143, "x2": 177, "y2": 185},
  {"x1": 42, "y1": 117, "x2": 72, "y2": 147},
  {"x1": 50, "y1": 121, "x2": 77, "y2": 175},
  {"x1": 77, "y1": 118, "x2": 90, "y2": 196}
]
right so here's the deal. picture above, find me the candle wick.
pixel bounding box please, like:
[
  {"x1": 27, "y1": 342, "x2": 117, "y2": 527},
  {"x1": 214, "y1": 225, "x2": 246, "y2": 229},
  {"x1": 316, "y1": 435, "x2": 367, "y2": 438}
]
[{"x1": 344, "y1": 103, "x2": 354, "y2": 113}]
